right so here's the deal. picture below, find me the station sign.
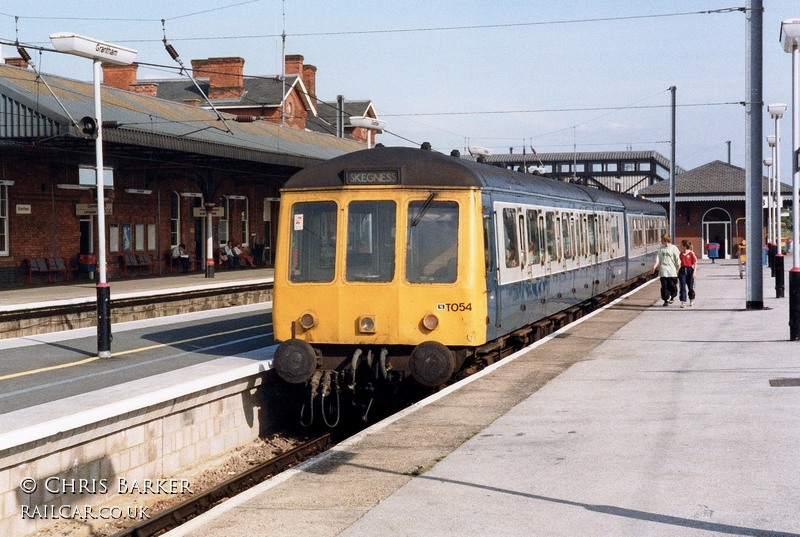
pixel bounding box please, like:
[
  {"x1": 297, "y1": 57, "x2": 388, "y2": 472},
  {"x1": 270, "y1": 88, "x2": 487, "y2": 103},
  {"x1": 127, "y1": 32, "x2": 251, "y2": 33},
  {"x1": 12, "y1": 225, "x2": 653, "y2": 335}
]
[
  {"x1": 76, "y1": 203, "x2": 113, "y2": 216},
  {"x1": 193, "y1": 207, "x2": 224, "y2": 217},
  {"x1": 16, "y1": 204, "x2": 31, "y2": 214}
]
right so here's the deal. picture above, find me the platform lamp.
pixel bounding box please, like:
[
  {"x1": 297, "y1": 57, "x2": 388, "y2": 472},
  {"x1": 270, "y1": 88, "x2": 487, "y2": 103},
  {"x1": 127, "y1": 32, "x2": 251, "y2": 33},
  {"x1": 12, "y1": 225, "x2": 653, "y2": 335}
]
[
  {"x1": 769, "y1": 105, "x2": 788, "y2": 298},
  {"x1": 50, "y1": 33, "x2": 137, "y2": 358},
  {"x1": 767, "y1": 134, "x2": 778, "y2": 278},
  {"x1": 780, "y1": 18, "x2": 800, "y2": 339},
  {"x1": 764, "y1": 155, "x2": 774, "y2": 245}
]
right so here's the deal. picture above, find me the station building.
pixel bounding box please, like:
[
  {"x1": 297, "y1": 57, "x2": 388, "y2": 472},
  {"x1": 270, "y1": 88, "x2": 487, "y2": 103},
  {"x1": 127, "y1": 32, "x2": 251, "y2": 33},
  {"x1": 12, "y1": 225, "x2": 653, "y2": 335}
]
[
  {"x1": 0, "y1": 55, "x2": 373, "y2": 286},
  {"x1": 477, "y1": 150, "x2": 681, "y2": 194},
  {"x1": 638, "y1": 160, "x2": 791, "y2": 259}
]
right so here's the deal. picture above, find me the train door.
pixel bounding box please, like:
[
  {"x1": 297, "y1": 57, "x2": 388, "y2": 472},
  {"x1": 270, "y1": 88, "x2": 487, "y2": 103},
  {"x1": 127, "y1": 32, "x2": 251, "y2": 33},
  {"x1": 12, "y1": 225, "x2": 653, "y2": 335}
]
[
  {"x1": 543, "y1": 210, "x2": 558, "y2": 276},
  {"x1": 484, "y1": 198, "x2": 501, "y2": 333}
]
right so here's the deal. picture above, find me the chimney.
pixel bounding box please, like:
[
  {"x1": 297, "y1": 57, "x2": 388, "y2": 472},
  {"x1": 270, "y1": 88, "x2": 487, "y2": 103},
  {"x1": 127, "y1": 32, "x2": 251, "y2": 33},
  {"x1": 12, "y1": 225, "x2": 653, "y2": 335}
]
[
  {"x1": 131, "y1": 83, "x2": 159, "y2": 97},
  {"x1": 4, "y1": 57, "x2": 29, "y2": 69},
  {"x1": 191, "y1": 57, "x2": 244, "y2": 99},
  {"x1": 284, "y1": 54, "x2": 304, "y2": 77},
  {"x1": 102, "y1": 63, "x2": 139, "y2": 90},
  {"x1": 302, "y1": 64, "x2": 317, "y2": 98}
]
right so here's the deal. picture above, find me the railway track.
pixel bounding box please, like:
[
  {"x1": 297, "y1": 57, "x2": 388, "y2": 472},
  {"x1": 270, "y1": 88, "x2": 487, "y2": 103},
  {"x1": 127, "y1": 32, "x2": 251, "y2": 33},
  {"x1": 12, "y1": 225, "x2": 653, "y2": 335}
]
[{"x1": 109, "y1": 434, "x2": 330, "y2": 537}]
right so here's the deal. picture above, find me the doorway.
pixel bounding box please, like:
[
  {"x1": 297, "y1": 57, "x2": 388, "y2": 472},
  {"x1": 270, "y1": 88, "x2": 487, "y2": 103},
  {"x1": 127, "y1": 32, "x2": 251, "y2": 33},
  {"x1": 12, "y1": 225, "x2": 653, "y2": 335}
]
[
  {"x1": 79, "y1": 216, "x2": 93, "y2": 254},
  {"x1": 702, "y1": 208, "x2": 732, "y2": 259}
]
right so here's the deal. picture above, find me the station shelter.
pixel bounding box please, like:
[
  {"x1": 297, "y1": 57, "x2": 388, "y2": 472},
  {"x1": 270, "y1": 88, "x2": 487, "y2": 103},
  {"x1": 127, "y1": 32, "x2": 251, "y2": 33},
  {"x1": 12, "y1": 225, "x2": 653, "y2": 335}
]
[{"x1": 0, "y1": 59, "x2": 367, "y2": 286}]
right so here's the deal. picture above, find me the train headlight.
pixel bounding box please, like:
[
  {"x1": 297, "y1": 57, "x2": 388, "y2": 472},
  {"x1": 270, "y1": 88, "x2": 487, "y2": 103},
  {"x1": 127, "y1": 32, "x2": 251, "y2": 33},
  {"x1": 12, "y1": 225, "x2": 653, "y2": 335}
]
[
  {"x1": 422, "y1": 313, "x2": 439, "y2": 331},
  {"x1": 358, "y1": 315, "x2": 376, "y2": 333},
  {"x1": 299, "y1": 311, "x2": 318, "y2": 330}
]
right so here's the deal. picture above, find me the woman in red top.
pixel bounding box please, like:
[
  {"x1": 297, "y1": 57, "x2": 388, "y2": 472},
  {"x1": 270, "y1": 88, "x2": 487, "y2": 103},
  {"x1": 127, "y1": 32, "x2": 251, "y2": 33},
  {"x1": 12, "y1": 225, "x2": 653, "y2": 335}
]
[{"x1": 679, "y1": 239, "x2": 698, "y2": 308}]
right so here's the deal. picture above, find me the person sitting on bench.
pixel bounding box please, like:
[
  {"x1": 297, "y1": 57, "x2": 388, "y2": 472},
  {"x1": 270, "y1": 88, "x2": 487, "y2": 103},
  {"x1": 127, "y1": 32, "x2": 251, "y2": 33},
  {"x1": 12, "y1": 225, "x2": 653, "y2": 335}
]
[{"x1": 171, "y1": 243, "x2": 191, "y2": 272}]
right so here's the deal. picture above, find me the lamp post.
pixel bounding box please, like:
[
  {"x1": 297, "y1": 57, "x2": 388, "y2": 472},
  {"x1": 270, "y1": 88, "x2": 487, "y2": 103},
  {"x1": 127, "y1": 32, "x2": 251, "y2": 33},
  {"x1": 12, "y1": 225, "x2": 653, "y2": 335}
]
[
  {"x1": 50, "y1": 33, "x2": 137, "y2": 358},
  {"x1": 767, "y1": 134, "x2": 777, "y2": 278},
  {"x1": 767, "y1": 135, "x2": 777, "y2": 247},
  {"x1": 780, "y1": 18, "x2": 800, "y2": 339},
  {"x1": 768, "y1": 104, "x2": 787, "y2": 251},
  {"x1": 764, "y1": 155, "x2": 774, "y2": 245}
]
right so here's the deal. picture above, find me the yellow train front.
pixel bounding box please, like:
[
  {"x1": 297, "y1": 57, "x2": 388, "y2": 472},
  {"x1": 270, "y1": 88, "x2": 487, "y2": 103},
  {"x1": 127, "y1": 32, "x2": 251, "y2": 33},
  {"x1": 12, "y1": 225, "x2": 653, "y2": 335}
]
[{"x1": 273, "y1": 147, "x2": 488, "y2": 414}]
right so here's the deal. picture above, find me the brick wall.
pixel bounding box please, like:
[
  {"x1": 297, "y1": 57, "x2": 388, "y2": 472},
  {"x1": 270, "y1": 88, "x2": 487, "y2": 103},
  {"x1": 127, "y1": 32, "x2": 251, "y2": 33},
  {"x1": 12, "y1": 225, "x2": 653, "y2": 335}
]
[{"x1": 1, "y1": 152, "x2": 277, "y2": 286}]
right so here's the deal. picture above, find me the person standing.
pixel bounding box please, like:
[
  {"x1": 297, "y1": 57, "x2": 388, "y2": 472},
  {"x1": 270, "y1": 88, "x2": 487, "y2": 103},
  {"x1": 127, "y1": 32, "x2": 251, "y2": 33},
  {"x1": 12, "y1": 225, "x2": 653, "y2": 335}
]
[
  {"x1": 678, "y1": 239, "x2": 698, "y2": 308},
  {"x1": 653, "y1": 234, "x2": 681, "y2": 306}
]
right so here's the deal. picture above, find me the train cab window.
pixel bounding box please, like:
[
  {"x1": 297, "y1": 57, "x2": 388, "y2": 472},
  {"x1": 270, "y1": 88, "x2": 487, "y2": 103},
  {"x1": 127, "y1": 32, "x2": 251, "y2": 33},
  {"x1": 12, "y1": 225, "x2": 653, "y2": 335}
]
[
  {"x1": 526, "y1": 209, "x2": 541, "y2": 265},
  {"x1": 289, "y1": 201, "x2": 337, "y2": 282},
  {"x1": 406, "y1": 200, "x2": 458, "y2": 283},
  {"x1": 346, "y1": 201, "x2": 396, "y2": 282}
]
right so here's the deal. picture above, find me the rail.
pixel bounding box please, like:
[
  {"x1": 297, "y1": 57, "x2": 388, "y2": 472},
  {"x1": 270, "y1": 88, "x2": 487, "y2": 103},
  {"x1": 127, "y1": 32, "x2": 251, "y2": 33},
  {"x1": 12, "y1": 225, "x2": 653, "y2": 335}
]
[{"x1": 110, "y1": 434, "x2": 331, "y2": 537}]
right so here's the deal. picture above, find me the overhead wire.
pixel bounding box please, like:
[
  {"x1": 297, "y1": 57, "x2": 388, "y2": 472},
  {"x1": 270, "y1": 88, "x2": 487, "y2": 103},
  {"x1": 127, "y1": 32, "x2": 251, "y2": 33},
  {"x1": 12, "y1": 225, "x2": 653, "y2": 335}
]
[{"x1": 0, "y1": 5, "x2": 747, "y2": 152}]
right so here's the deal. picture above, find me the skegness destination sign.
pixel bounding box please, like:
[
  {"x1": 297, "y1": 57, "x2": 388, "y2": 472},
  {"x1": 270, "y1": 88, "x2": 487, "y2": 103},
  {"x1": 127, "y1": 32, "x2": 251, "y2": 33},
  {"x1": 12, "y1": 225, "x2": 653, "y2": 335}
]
[{"x1": 344, "y1": 169, "x2": 400, "y2": 185}]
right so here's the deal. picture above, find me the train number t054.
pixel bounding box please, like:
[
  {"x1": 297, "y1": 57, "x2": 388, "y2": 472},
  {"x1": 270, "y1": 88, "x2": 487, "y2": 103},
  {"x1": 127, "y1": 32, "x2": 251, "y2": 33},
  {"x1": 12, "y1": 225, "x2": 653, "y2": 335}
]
[{"x1": 438, "y1": 302, "x2": 473, "y2": 312}]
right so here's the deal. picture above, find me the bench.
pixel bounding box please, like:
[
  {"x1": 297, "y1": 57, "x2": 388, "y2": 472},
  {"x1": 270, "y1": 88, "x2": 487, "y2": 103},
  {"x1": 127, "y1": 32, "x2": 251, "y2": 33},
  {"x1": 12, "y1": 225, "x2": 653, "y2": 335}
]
[
  {"x1": 166, "y1": 251, "x2": 196, "y2": 273},
  {"x1": 25, "y1": 258, "x2": 75, "y2": 283},
  {"x1": 48, "y1": 257, "x2": 77, "y2": 281},
  {"x1": 137, "y1": 253, "x2": 158, "y2": 275},
  {"x1": 120, "y1": 254, "x2": 159, "y2": 276}
]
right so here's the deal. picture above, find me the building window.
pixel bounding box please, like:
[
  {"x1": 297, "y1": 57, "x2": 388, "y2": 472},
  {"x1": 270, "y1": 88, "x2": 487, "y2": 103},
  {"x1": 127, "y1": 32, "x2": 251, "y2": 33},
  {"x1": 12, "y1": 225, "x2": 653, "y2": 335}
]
[
  {"x1": 623, "y1": 162, "x2": 635, "y2": 172},
  {"x1": 220, "y1": 199, "x2": 229, "y2": 246},
  {"x1": 240, "y1": 197, "x2": 249, "y2": 246},
  {"x1": 592, "y1": 163, "x2": 603, "y2": 172},
  {"x1": 640, "y1": 162, "x2": 652, "y2": 171},
  {"x1": 0, "y1": 185, "x2": 9, "y2": 255},
  {"x1": 170, "y1": 192, "x2": 180, "y2": 247}
]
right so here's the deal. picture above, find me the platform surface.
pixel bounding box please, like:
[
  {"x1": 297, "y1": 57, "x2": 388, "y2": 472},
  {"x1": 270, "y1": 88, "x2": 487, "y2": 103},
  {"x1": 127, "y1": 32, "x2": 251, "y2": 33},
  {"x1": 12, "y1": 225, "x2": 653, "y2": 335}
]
[{"x1": 168, "y1": 260, "x2": 800, "y2": 537}]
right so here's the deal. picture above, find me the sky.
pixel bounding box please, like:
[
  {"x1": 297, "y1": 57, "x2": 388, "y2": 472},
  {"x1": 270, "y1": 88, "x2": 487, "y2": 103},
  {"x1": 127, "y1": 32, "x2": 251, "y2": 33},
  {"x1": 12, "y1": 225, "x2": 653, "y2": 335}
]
[{"x1": 0, "y1": 0, "x2": 798, "y2": 180}]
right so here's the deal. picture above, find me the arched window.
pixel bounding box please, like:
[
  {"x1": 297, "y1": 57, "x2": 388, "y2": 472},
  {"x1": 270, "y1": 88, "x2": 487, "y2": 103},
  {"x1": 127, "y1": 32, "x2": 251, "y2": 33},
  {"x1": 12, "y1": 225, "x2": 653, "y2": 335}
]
[
  {"x1": 170, "y1": 192, "x2": 180, "y2": 247},
  {"x1": 240, "y1": 197, "x2": 249, "y2": 246},
  {"x1": 0, "y1": 185, "x2": 8, "y2": 256}
]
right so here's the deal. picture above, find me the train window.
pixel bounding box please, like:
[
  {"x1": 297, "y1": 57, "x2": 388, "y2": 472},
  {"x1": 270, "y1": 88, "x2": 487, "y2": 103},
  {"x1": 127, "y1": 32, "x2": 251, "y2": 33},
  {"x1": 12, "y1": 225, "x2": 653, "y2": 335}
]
[
  {"x1": 346, "y1": 201, "x2": 396, "y2": 282},
  {"x1": 526, "y1": 209, "x2": 541, "y2": 265},
  {"x1": 502, "y1": 208, "x2": 519, "y2": 268},
  {"x1": 587, "y1": 215, "x2": 597, "y2": 255},
  {"x1": 545, "y1": 212, "x2": 558, "y2": 261},
  {"x1": 289, "y1": 201, "x2": 337, "y2": 283},
  {"x1": 561, "y1": 213, "x2": 573, "y2": 260},
  {"x1": 517, "y1": 213, "x2": 527, "y2": 267},
  {"x1": 406, "y1": 200, "x2": 458, "y2": 283}
]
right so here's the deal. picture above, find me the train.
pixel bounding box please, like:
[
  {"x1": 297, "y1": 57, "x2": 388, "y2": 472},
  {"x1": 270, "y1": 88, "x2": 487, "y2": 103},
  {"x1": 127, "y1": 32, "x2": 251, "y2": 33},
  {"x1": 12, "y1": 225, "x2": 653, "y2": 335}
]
[{"x1": 271, "y1": 146, "x2": 666, "y2": 424}]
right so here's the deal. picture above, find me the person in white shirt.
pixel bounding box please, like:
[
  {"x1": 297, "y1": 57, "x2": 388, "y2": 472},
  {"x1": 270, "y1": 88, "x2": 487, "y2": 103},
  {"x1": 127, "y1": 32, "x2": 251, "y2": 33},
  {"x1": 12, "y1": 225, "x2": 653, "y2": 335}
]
[{"x1": 171, "y1": 243, "x2": 191, "y2": 272}]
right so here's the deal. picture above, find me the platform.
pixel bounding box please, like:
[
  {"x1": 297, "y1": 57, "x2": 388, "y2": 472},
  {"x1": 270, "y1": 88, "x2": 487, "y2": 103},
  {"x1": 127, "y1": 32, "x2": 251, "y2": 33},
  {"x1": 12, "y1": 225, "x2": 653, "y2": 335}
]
[
  {"x1": 0, "y1": 266, "x2": 274, "y2": 310},
  {"x1": 168, "y1": 259, "x2": 800, "y2": 537}
]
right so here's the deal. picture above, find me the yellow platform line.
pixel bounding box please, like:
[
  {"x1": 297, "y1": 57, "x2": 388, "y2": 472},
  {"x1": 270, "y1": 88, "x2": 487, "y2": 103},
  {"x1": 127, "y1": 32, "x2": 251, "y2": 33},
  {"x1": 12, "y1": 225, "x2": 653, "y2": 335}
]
[{"x1": 0, "y1": 323, "x2": 270, "y2": 382}]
